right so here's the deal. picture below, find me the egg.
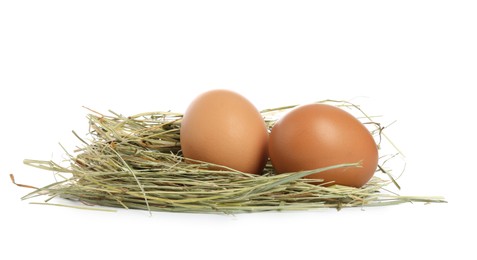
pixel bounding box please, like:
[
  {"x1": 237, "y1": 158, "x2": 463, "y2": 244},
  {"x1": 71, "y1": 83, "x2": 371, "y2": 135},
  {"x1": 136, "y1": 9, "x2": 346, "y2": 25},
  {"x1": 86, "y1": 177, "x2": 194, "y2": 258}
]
[
  {"x1": 268, "y1": 104, "x2": 378, "y2": 187},
  {"x1": 180, "y1": 89, "x2": 268, "y2": 174}
]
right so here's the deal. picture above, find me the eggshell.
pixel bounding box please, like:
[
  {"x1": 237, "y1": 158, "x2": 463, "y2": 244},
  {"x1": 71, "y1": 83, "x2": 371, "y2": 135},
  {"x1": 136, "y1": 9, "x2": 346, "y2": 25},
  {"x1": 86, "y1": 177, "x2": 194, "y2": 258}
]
[
  {"x1": 180, "y1": 89, "x2": 268, "y2": 174},
  {"x1": 268, "y1": 104, "x2": 378, "y2": 187}
]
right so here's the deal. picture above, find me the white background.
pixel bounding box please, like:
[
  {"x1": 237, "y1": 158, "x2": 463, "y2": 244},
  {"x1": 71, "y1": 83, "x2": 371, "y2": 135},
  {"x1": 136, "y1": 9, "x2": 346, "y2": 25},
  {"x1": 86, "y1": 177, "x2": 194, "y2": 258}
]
[{"x1": 1, "y1": 1, "x2": 476, "y2": 259}]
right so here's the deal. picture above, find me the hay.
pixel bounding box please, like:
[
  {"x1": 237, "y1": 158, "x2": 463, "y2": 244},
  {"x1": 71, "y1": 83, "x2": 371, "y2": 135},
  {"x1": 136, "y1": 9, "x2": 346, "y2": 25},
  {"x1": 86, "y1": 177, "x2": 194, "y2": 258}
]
[{"x1": 17, "y1": 101, "x2": 446, "y2": 213}]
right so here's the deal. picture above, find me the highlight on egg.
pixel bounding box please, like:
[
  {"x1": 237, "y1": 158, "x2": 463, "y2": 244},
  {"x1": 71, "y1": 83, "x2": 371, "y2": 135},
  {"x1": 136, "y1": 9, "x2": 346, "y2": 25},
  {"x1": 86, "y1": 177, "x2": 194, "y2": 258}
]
[
  {"x1": 268, "y1": 103, "x2": 379, "y2": 188},
  {"x1": 180, "y1": 89, "x2": 269, "y2": 175}
]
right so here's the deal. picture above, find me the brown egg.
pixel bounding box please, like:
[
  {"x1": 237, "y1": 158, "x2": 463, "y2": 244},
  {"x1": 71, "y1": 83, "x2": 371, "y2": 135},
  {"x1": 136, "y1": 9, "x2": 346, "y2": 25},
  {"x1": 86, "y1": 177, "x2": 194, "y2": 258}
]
[
  {"x1": 269, "y1": 104, "x2": 378, "y2": 187},
  {"x1": 180, "y1": 89, "x2": 268, "y2": 174}
]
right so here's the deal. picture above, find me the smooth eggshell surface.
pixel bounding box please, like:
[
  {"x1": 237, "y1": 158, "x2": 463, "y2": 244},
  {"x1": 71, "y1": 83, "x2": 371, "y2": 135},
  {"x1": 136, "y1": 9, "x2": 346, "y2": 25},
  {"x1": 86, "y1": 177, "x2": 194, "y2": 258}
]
[
  {"x1": 180, "y1": 89, "x2": 268, "y2": 174},
  {"x1": 269, "y1": 104, "x2": 378, "y2": 187}
]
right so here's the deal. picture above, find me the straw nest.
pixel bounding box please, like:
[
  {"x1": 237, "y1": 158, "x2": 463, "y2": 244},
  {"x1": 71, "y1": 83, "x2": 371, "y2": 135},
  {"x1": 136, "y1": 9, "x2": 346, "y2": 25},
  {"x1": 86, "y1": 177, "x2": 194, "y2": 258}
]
[{"x1": 16, "y1": 100, "x2": 446, "y2": 214}]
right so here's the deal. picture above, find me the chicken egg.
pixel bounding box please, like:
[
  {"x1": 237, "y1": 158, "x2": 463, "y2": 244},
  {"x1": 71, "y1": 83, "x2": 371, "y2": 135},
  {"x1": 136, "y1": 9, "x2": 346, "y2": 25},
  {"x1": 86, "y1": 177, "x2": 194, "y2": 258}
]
[
  {"x1": 268, "y1": 104, "x2": 378, "y2": 187},
  {"x1": 180, "y1": 89, "x2": 268, "y2": 174}
]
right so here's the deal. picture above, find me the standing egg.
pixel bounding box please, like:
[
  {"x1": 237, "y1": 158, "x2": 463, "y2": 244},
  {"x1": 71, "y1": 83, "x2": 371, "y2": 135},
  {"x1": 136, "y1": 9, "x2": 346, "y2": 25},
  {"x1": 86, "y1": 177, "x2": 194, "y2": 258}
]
[
  {"x1": 268, "y1": 104, "x2": 378, "y2": 187},
  {"x1": 180, "y1": 89, "x2": 268, "y2": 174}
]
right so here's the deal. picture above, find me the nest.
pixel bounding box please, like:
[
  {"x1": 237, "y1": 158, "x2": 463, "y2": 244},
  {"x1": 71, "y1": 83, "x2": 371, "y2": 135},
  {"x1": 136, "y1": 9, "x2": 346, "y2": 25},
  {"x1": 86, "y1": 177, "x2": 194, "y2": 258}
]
[{"x1": 17, "y1": 100, "x2": 446, "y2": 214}]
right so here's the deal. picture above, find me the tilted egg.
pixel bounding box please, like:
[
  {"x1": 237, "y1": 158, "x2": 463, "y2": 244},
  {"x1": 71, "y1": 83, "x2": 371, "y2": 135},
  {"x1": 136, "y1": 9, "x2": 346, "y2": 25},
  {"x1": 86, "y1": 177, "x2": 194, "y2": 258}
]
[
  {"x1": 180, "y1": 89, "x2": 268, "y2": 174},
  {"x1": 268, "y1": 104, "x2": 378, "y2": 187}
]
